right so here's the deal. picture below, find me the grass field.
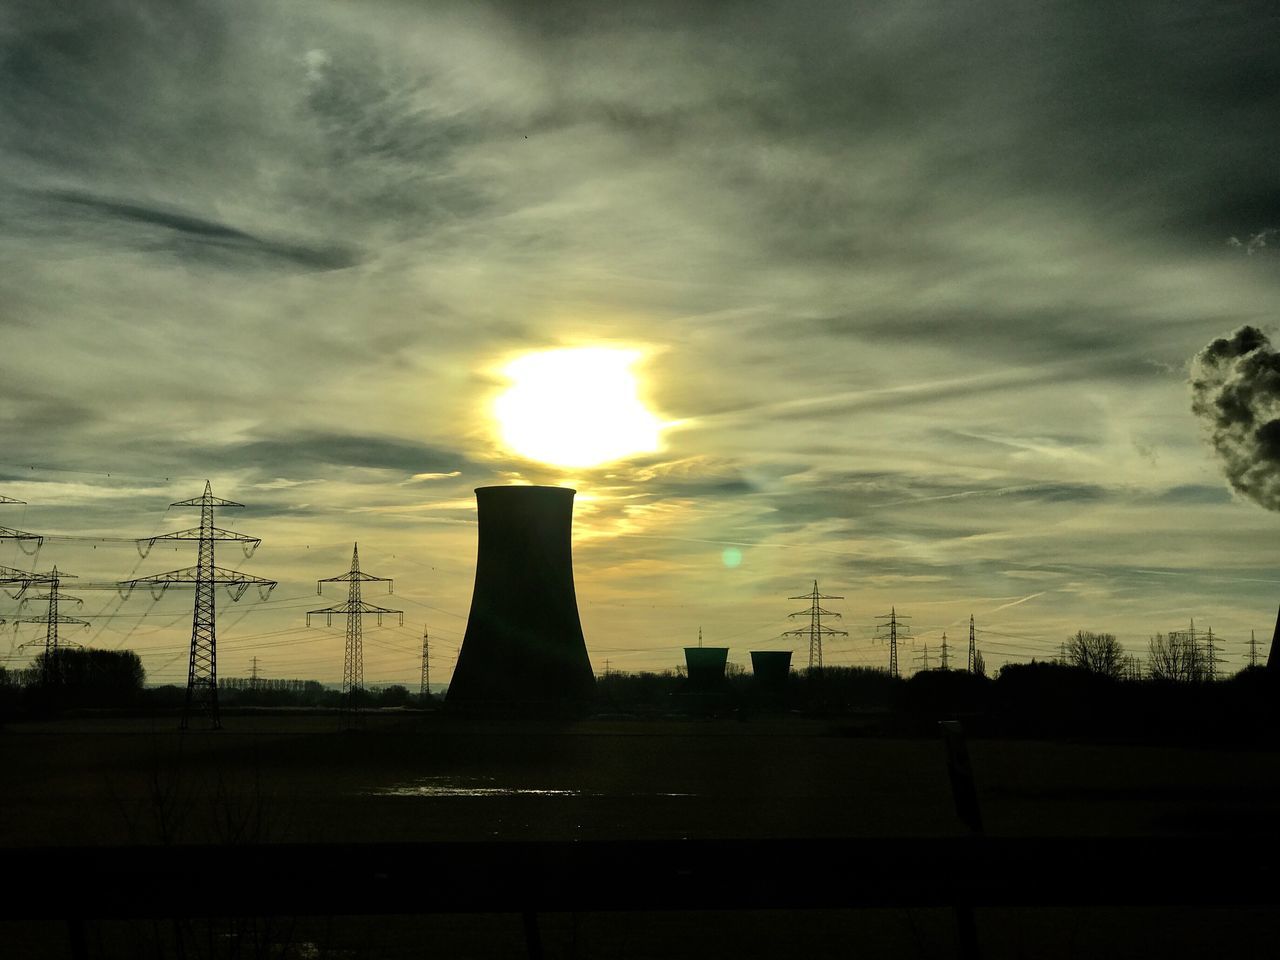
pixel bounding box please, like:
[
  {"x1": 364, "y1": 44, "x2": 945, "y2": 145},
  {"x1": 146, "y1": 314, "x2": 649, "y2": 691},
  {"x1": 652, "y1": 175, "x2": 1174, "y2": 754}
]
[{"x1": 3, "y1": 712, "x2": 1278, "y2": 957}]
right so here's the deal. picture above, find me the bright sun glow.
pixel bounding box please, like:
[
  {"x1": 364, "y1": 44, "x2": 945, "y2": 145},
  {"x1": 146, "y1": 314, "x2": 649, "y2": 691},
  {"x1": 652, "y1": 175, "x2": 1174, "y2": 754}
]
[{"x1": 493, "y1": 347, "x2": 664, "y2": 468}]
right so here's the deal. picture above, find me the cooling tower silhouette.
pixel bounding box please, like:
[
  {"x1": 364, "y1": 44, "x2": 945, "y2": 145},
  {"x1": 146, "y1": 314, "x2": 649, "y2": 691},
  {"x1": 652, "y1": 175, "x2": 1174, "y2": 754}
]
[
  {"x1": 446, "y1": 486, "x2": 596, "y2": 705},
  {"x1": 750, "y1": 650, "x2": 792, "y2": 694},
  {"x1": 683, "y1": 647, "x2": 729, "y2": 690}
]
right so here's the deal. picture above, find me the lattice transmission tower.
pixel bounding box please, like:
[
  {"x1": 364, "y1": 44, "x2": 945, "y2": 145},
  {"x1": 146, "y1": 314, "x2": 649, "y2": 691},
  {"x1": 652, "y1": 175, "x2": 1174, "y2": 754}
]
[
  {"x1": 419, "y1": 627, "x2": 431, "y2": 700},
  {"x1": 307, "y1": 543, "x2": 402, "y2": 727},
  {"x1": 1203, "y1": 626, "x2": 1223, "y2": 681},
  {"x1": 940, "y1": 632, "x2": 950, "y2": 670},
  {"x1": 967, "y1": 614, "x2": 978, "y2": 674},
  {"x1": 783, "y1": 581, "x2": 847, "y2": 669},
  {"x1": 1248, "y1": 630, "x2": 1260, "y2": 669},
  {"x1": 0, "y1": 495, "x2": 43, "y2": 557},
  {"x1": 875, "y1": 607, "x2": 911, "y2": 678},
  {"x1": 9, "y1": 566, "x2": 88, "y2": 686},
  {"x1": 119, "y1": 481, "x2": 277, "y2": 730},
  {"x1": 0, "y1": 563, "x2": 48, "y2": 599}
]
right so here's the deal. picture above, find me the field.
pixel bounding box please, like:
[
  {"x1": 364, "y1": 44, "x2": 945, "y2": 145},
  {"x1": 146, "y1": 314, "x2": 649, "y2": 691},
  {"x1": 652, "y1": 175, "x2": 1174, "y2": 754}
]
[{"x1": 3, "y1": 712, "x2": 1278, "y2": 957}]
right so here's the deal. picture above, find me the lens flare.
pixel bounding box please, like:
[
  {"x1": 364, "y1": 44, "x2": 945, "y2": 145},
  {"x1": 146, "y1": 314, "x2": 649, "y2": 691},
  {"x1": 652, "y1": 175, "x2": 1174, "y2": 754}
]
[{"x1": 493, "y1": 347, "x2": 664, "y2": 468}]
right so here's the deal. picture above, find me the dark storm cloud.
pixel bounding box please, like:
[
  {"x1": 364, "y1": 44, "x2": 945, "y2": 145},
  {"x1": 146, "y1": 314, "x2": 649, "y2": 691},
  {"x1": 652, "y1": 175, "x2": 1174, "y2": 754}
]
[
  {"x1": 1190, "y1": 325, "x2": 1280, "y2": 510},
  {"x1": 192, "y1": 433, "x2": 475, "y2": 479},
  {"x1": 40, "y1": 190, "x2": 360, "y2": 271}
]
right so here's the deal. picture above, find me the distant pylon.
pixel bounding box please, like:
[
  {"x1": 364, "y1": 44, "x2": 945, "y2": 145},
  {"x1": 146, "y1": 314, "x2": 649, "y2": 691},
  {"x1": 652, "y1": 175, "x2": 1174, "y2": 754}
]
[
  {"x1": 419, "y1": 627, "x2": 431, "y2": 700},
  {"x1": 1248, "y1": 629, "x2": 1259, "y2": 669},
  {"x1": 250, "y1": 656, "x2": 261, "y2": 690},
  {"x1": 968, "y1": 615, "x2": 977, "y2": 674},
  {"x1": 1204, "y1": 626, "x2": 1223, "y2": 681},
  {"x1": 914, "y1": 642, "x2": 932, "y2": 673},
  {"x1": 11, "y1": 566, "x2": 88, "y2": 686},
  {"x1": 783, "y1": 581, "x2": 847, "y2": 669},
  {"x1": 940, "y1": 632, "x2": 950, "y2": 670},
  {"x1": 308, "y1": 543, "x2": 403, "y2": 728},
  {"x1": 876, "y1": 607, "x2": 912, "y2": 678},
  {"x1": 120, "y1": 481, "x2": 277, "y2": 730}
]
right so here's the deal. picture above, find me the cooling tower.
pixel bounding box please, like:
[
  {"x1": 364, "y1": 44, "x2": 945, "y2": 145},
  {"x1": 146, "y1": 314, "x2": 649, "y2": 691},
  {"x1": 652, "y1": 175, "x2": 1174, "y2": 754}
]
[
  {"x1": 750, "y1": 650, "x2": 792, "y2": 694},
  {"x1": 1268, "y1": 603, "x2": 1280, "y2": 674},
  {"x1": 446, "y1": 486, "x2": 595, "y2": 706},
  {"x1": 683, "y1": 647, "x2": 729, "y2": 690}
]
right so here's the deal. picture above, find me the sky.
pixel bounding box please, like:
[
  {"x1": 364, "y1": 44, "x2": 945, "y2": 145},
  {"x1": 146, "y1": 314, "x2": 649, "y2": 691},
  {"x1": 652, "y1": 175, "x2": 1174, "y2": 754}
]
[{"x1": 3, "y1": 1, "x2": 1280, "y2": 686}]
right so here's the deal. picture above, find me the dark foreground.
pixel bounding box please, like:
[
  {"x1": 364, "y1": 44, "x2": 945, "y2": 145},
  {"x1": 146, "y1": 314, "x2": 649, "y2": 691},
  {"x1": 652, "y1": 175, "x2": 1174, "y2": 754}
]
[{"x1": 3, "y1": 712, "x2": 1278, "y2": 958}]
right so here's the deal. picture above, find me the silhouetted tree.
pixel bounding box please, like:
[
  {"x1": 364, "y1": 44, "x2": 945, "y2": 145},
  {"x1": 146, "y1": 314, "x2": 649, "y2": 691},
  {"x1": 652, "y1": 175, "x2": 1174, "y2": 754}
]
[
  {"x1": 1147, "y1": 632, "x2": 1205, "y2": 682},
  {"x1": 378, "y1": 684, "x2": 411, "y2": 707},
  {"x1": 31, "y1": 648, "x2": 145, "y2": 705},
  {"x1": 972, "y1": 649, "x2": 986, "y2": 678},
  {"x1": 1066, "y1": 631, "x2": 1124, "y2": 679}
]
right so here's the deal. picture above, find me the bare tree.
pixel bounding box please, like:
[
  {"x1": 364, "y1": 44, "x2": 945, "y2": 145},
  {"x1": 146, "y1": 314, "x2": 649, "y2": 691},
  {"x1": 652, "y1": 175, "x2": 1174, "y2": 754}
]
[
  {"x1": 1066, "y1": 631, "x2": 1125, "y2": 679},
  {"x1": 1147, "y1": 632, "x2": 1205, "y2": 682}
]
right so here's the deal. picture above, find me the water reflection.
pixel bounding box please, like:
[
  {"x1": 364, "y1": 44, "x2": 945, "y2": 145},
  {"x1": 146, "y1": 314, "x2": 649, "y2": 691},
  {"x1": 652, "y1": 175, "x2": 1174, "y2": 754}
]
[{"x1": 371, "y1": 776, "x2": 693, "y2": 798}]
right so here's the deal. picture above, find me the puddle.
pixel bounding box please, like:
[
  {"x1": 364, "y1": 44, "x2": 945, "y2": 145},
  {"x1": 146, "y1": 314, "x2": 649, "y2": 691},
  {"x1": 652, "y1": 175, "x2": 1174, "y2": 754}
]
[
  {"x1": 371, "y1": 776, "x2": 589, "y2": 798},
  {"x1": 369, "y1": 776, "x2": 695, "y2": 798}
]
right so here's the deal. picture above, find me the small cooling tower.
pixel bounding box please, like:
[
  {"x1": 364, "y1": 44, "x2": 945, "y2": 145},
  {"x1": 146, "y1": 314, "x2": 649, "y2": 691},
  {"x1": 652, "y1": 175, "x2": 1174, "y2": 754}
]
[
  {"x1": 683, "y1": 647, "x2": 729, "y2": 690},
  {"x1": 446, "y1": 486, "x2": 595, "y2": 706},
  {"x1": 750, "y1": 651, "x2": 792, "y2": 694}
]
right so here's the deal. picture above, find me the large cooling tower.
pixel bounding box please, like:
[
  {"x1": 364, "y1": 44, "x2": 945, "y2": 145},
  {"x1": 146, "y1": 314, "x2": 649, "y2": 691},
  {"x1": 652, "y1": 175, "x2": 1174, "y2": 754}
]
[{"x1": 446, "y1": 486, "x2": 595, "y2": 705}]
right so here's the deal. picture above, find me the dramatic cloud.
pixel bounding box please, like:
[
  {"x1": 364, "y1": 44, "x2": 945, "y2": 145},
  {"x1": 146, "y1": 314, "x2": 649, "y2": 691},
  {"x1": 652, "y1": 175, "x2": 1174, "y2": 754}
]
[
  {"x1": 1191, "y1": 326, "x2": 1280, "y2": 510},
  {"x1": 3, "y1": 2, "x2": 1280, "y2": 681}
]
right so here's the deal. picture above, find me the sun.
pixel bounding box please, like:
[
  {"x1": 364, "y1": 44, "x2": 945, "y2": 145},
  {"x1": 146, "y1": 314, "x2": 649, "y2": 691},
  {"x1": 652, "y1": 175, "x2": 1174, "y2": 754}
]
[{"x1": 493, "y1": 347, "x2": 664, "y2": 468}]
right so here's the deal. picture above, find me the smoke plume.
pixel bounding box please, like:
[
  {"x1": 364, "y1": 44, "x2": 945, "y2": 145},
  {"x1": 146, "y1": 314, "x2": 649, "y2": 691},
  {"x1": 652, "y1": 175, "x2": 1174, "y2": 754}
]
[{"x1": 1190, "y1": 326, "x2": 1280, "y2": 510}]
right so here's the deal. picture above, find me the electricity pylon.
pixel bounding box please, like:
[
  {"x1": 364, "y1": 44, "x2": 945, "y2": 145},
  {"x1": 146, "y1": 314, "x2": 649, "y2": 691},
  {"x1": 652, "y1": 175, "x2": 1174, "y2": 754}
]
[
  {"x1": 784, "y1": 581, "x2": 847, "y2": 669},
  {"x1": 1248, "y1": 630, "x2": 1260, "y2": 669},
  {"x1": 875, "y1": 607, "x2": 911, "y2": 678},
  {"x1": 914, "y1": 642, "x2": 932, "y2": 673},
  {"x1": 419, "y1": 627, "x2": 430, "y2": 700},
  {"x1": 120, "y1": 481, "x2": 277, "y2": 730},
  {"x1": 307, "y1": 543, "x2": 403, "y2": 727},
  {"x1": 940, "y1": 632, "x2": 950, "y2": 670},
  {"x1": 0, "y1": 563, "x2": 50, "y2": 601},
  {"x1": 968, "y1": 614, "x2": 977, "y2": 674},
  {"x1": 10, "y1": 567, "x2": 88, "y2": 686},
  {"x1": 1203, "y1": 626, "x2": 1223, "y2": 681},
  {"x1": 0, "y1": 497, "x2": 43, "y2": 556}
]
